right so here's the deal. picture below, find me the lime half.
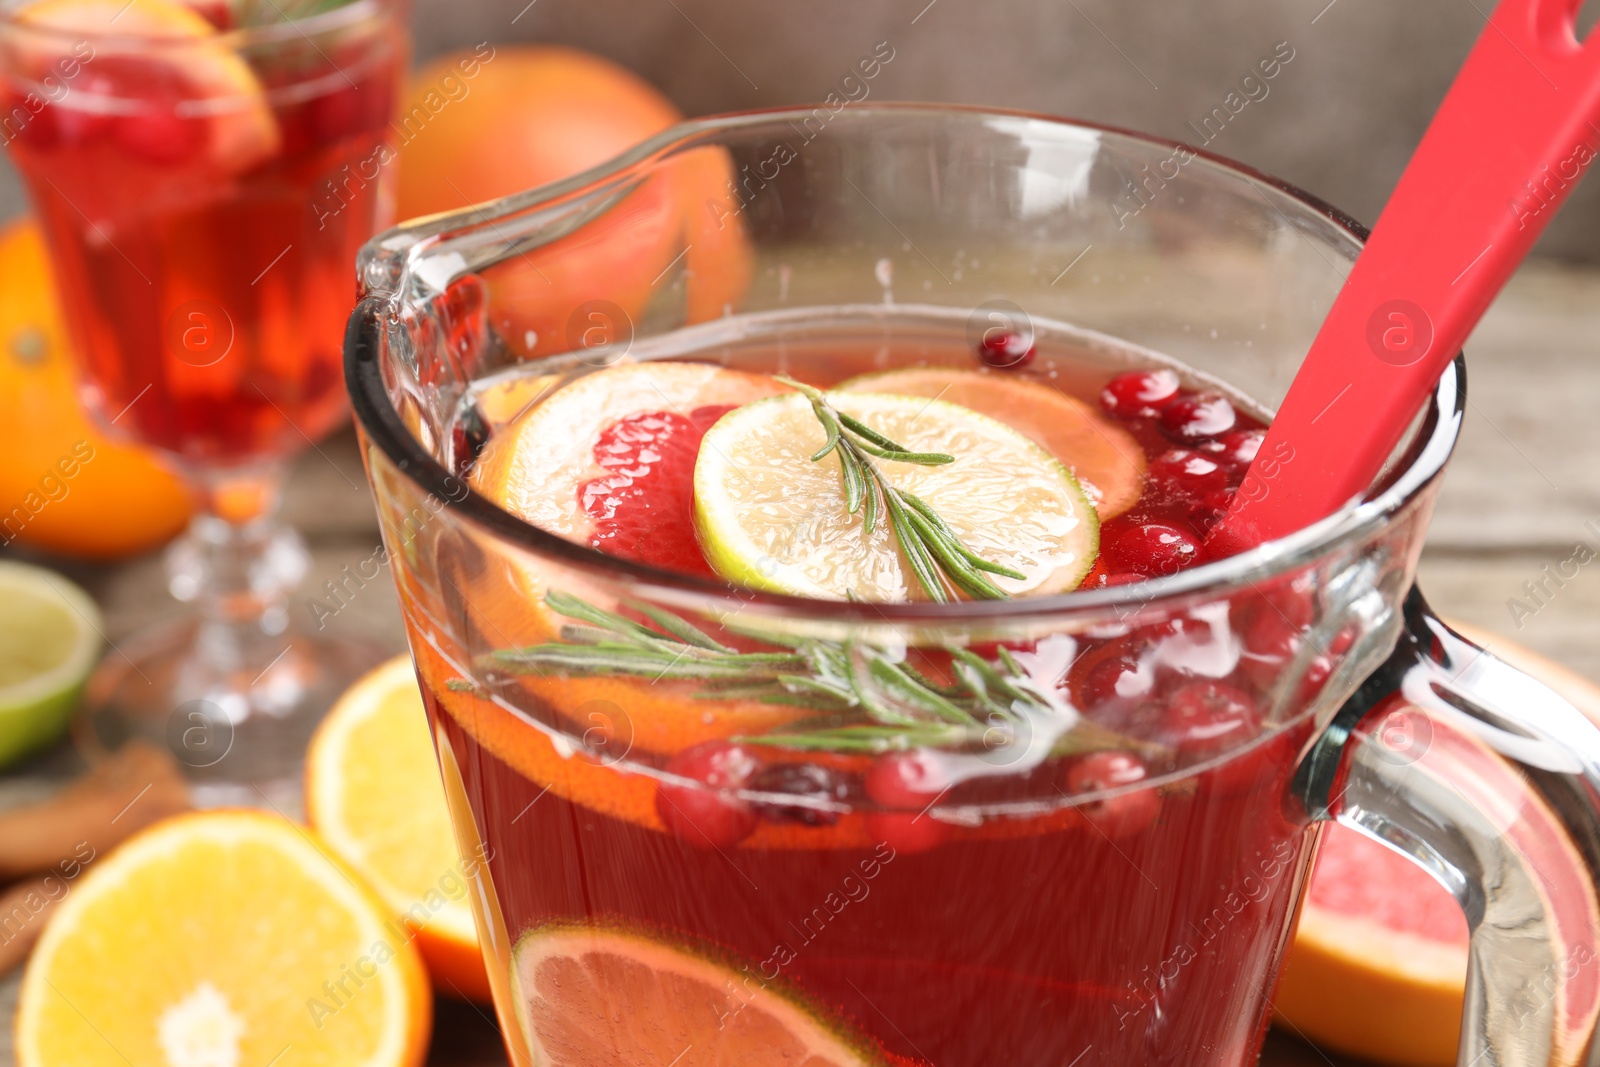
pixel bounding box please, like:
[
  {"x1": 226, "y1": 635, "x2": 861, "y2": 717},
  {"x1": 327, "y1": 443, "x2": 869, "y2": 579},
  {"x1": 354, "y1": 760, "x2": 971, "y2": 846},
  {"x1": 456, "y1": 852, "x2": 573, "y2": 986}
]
[
  {"x1": 0, "y1": 561, "x2": 100, "y2": 766},
  {"x1": 694, "y1": 391, "x2": 1099, "y2": 601}
]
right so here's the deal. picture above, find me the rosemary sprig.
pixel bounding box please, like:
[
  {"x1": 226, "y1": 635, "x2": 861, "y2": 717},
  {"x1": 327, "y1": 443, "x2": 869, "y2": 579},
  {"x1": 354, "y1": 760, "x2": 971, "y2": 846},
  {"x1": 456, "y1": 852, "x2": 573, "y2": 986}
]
[
  {"x1": 775, "y1": 377, "x2": 1025, "y2": 603},
  {"x1": 480, "y1": 592, "x2": 1157, "y2": 759}
]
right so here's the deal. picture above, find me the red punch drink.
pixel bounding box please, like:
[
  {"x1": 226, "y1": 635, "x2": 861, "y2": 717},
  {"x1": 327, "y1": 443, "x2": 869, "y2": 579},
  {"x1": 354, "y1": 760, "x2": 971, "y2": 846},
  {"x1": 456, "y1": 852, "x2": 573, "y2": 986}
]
[
  {"x1": 2, "y1": 0, "x2": 402, "y2": 465},
  {"x1": 351, "y1": 104, "x2": 1600, "y2": 1067},
  {"x1": 396, "y1": 311, "x2": 1326, "y2": 1066},
  {"x1": 1, "y1": 0, "x2": 405, "y2": 800}
]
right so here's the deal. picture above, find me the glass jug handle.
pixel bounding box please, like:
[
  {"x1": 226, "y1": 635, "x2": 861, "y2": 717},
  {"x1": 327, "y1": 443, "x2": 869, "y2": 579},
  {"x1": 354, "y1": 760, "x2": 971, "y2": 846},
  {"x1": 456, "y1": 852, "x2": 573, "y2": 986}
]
[{"x1": 1295, "y1": 586, "x2": 1600, "y2": 1066}]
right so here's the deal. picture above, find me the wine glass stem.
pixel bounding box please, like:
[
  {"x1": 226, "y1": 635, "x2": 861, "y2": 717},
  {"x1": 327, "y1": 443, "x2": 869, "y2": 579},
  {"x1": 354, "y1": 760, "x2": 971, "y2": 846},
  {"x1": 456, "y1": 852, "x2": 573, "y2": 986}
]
[{"x1": 165, "y1": 464, "x2": 309, "y2": 673}]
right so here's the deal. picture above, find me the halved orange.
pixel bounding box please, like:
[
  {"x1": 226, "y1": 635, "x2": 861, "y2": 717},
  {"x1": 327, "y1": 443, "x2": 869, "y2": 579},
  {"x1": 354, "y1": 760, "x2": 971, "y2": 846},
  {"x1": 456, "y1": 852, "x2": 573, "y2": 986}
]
[
  {"x1": 307, "y1": 654, "x2": 490, "y2": 1003},
  {"x1": 15, "y1": 810, "x2": 430, "y2": 1067},
  {"x1": 0, "y1": 216, "x2": 192, "y2": 560},
  {"x1": 836, "y1": 367, "x2": 1146, "y2": 520},
  {"x1": 509, "y1": 925, "x2": 875, "y2": 1065}
]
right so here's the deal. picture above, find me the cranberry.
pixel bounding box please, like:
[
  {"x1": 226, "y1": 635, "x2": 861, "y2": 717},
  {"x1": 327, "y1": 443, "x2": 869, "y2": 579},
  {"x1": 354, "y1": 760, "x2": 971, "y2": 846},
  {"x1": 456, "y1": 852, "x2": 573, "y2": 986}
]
[
  {"x1": 1159, "y1": 391, "x2": 1237, "y2": 442},
  {"x1": 1218, "y1": 428, "x2": 1266, "y2": 467},
  {"x1": 749, "y1": 763, "x2": 849, "y2": 826},
  {"x1": 1063, "y1": 751, "x2": 1160, "y2": 838},
  {"x1": 1162, "y1": 680, "x2": 1260, "y2": 758},
  {"x1": 1288, "y1": 630, "x2": 1355, "y2": 706},
  {"x1": 866, "y1": 811, "x2": 951, "y2": 854},
  {"x1": 1100, "y1": 369, "x2": 1180, "y2": 418},
  {"x1": 1149, "y1": 448, "x2": 1231, "y2": 499},
  {"x1": 865, "y1": 750, "x2": 949, "y2": 811},
  {"x1": 1098, "y1": 519, "x2": 1200, "y2": 578},
  {"x1": 1068, "y1": 641, "x2": 1154, "y2": 710},
  {"x1": 1269, "y1": 578, "x2": 1319, "y2": 630},
  {"x1": 976, "y1": 329, "x2": 1035, "y2": 369},
  {"x1": 1237, "y1": 608, "x2": 1301, "y2": 688},
  {"x1": 1242, "y1": 606, "x2": 1302, "y2": 661},
  {"x1": 655, "y1": 741, "x2": 760, "y2": 847},
  {"x1": 57, "y1": 57, "x2": 206, "y2": 163}
]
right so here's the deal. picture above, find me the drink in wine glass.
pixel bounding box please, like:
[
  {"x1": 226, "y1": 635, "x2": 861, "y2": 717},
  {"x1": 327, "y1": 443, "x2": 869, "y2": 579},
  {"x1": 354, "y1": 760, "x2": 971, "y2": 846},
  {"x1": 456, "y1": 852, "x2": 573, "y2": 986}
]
[{"x1": 1, "y1": 0, "x2": 406, "y2": 804}]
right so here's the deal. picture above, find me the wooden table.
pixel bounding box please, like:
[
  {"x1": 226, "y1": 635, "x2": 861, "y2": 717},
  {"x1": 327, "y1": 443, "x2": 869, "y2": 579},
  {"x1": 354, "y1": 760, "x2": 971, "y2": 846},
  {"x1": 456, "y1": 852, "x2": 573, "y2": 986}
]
[{"x1": 3, "y1": 257, "x2": 1599, "y2": 1065}]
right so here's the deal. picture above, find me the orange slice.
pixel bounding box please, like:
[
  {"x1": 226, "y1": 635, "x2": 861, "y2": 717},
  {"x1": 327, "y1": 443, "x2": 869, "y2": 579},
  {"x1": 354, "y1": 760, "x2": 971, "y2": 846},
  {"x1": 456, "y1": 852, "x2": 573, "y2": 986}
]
[
  {"x1": 836, "y1": 367, "x2": 1145, "y2": 520},
  {"x1": 307, "y1": 654, "x2": 490, "y2": 1003},
  {"x1": 16, "y1": 810, "x2": 430, "y2": 1067},
  {"x1": 17, "y1": 0, "x2": 279, "y2": 173},
  {"x1": 412, "y1": 637, "x2": 1087, "y2": 851},
  {"x1": 509, "y1": 926, "x2": 874, "y2": 1065}
]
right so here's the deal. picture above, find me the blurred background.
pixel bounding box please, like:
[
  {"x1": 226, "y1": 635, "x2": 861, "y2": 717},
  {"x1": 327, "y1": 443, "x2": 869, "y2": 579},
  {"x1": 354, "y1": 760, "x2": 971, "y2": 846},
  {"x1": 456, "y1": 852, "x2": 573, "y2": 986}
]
[{"x1": 4, "y1": 0, "x2": 1599, "y2": 260}]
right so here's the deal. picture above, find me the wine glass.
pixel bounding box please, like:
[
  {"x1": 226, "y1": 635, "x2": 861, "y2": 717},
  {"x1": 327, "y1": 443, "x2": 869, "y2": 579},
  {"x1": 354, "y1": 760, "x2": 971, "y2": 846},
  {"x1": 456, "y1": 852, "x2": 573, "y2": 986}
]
[{"x1": 0, "y1": 0, "x2": 408, "y2": 807}]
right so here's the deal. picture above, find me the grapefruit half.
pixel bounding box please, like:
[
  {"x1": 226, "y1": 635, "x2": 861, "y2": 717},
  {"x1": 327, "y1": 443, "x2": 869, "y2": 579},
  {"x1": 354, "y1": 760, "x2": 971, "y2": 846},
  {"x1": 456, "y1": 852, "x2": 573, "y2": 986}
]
[{"x1": 1275, "y1": 623, "x2": 1600, "y2": 1066}]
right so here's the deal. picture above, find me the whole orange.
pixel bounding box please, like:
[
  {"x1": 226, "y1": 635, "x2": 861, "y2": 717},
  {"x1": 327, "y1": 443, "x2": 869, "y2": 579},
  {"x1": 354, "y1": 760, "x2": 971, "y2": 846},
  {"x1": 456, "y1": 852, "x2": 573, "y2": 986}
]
[
  {"x1": 0, "y1": 218, "x2": 191, "y2": 560},
  {"x1": 393, "y1": 47, "x2": 750, "y2": 359},
  {"x1": 395, "y1": 45, "x2": 683, "y2": 221}
]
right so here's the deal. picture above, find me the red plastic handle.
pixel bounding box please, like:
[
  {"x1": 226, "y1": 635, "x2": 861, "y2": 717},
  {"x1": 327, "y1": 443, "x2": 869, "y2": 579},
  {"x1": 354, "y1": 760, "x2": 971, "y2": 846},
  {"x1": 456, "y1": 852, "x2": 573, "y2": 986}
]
[{"x1": 1207, "y1": 0, "x2": 1600, "y2": 555}]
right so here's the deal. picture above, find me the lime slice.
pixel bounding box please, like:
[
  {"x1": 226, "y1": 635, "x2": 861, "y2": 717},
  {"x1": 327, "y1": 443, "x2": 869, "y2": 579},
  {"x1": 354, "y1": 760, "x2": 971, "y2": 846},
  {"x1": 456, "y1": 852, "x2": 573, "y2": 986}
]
[
  {"x1": 510, "y1": 926, "x2": 872, "y2": 1066},
  {"x1": 836, "y1": 367, "x2": 1146, "y2": 520},
  {"x1": 0, "y1": 561, "x2": 100, "y2": 767},
  {"x1": 694, "y1": 392, "x2": 1099, "y2": 600}
]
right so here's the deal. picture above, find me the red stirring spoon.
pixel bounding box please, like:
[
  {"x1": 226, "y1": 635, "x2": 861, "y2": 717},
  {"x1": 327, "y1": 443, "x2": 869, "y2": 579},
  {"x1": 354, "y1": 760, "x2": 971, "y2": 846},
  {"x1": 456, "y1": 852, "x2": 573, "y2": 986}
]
[{"x1": 1206, "y1": 0, "x2": 1600, "y2": 556}]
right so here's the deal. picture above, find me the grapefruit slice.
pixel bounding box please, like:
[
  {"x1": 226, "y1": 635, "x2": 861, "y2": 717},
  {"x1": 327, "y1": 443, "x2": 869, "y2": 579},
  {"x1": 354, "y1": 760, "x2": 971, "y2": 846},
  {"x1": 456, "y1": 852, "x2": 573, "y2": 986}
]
[
  {"x1": 16, "y1": 0, "x2": 279, "y2": 173},
  {"x1": 471, "y1": 360, "x2": 787, "y2": 577},
  {"x1": 695, "y1": 391, "x2": 1098, "y2": 600},
  {"x1": 836, "y1": 368, "x2": 1145, "y2": 520},
  {"x1": 1275, "y1": 824, "x2": 1468, "y2": 1066},
  {"x1": 509, "y1": 926, "x2": 873, "y2": 1066},
  {"x1": 15, "y1": 810, "x2": 430, "y2": 1067},
  {"x1": 466, "y1": 361, "x2": 804, "y2": 754},
  {"x1": 1276, "y1": 624, "x2": 1600, "y2": 1067},
  {"x1": 471, "y1": 371, "x2": 562, "y2": 432},
  {"x1": 307, "y1": 654, "x2": 489, "y2": 1003}
]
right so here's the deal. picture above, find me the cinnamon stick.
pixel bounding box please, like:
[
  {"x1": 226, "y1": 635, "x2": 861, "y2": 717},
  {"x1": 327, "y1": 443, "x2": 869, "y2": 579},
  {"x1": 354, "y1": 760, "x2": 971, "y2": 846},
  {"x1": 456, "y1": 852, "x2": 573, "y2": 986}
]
[{"x1": 0, "y1": 740, "x2": 189, "y2": 882}]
